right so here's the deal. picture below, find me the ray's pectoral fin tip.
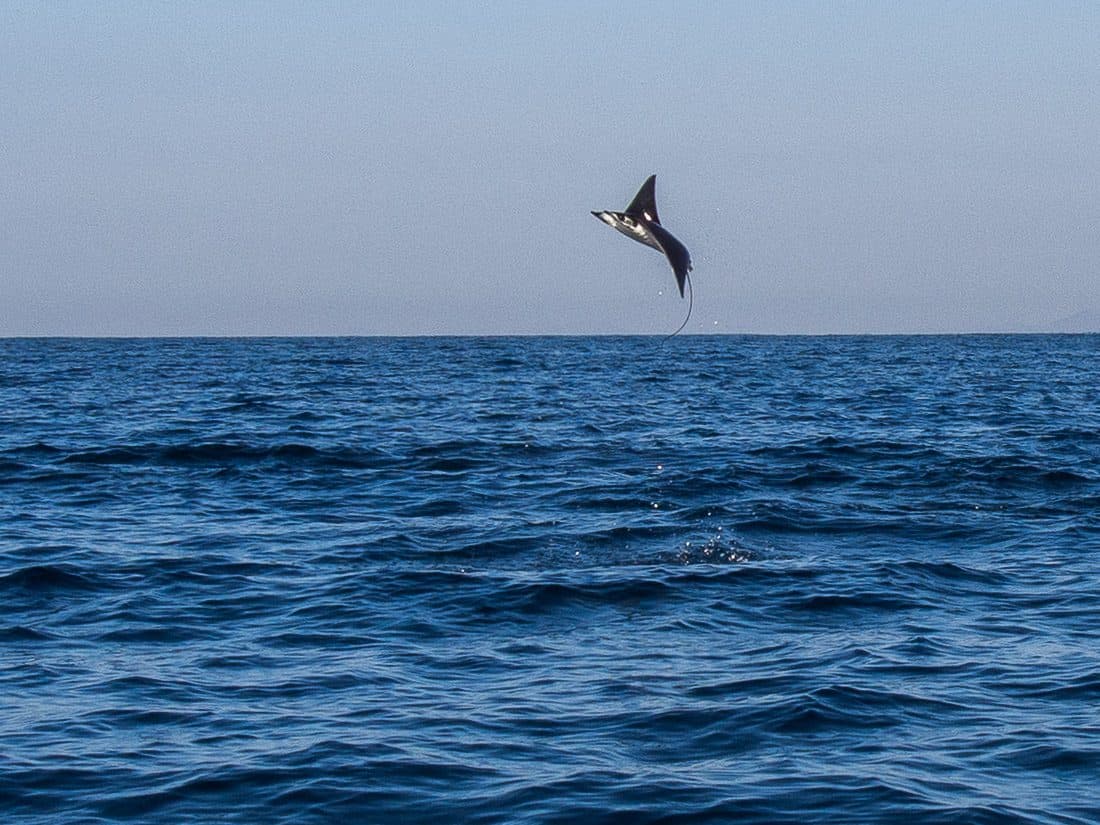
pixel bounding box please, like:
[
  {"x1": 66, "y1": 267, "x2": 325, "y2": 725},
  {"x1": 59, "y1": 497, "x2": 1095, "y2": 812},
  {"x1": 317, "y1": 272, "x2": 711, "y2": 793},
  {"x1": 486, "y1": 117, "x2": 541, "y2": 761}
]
[{"x1": 591, "y1": 174, "x2": 693, "y2": 299}]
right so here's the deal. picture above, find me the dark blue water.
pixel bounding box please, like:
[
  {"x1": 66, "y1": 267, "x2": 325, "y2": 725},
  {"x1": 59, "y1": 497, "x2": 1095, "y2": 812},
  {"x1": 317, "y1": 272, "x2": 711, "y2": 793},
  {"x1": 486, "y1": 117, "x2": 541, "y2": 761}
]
[{"x1": 2, "y1": 335, "x2": 1100, "y2": 824}]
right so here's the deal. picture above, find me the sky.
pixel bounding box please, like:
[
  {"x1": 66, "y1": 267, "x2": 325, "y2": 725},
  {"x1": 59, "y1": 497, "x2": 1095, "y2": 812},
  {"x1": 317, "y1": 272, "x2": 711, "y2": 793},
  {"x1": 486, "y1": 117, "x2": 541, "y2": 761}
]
[{"x1": 3, "y1": 1, "x2": 1099, "y2": 336}]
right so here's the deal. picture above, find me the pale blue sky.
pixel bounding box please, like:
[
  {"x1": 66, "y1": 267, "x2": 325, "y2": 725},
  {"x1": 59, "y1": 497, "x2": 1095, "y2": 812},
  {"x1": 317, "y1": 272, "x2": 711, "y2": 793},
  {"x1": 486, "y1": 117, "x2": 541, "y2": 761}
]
[{"x1": 3, "y1": 2, "x2": 1098, "y2": 335}]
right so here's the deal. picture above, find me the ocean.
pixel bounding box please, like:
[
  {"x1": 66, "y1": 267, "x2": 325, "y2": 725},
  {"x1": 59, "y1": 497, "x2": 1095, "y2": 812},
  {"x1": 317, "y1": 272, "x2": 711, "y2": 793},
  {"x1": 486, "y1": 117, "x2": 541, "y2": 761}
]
[{"x1": 1, "y1": 334, "x2": 1099, "y2": 824}]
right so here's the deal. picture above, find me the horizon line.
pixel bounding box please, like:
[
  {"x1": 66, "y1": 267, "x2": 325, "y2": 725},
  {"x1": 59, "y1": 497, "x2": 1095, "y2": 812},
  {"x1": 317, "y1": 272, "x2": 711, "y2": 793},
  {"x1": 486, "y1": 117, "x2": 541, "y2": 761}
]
[{"x1": 2, "y1": 330, "x2": 1098, "y2": 341}]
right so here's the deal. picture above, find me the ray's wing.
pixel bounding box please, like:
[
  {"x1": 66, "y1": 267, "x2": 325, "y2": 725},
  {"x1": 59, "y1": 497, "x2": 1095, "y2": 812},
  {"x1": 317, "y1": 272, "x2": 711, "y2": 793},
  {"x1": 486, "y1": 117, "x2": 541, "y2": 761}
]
[
  {"x1": 624, "y1": 174, "x2": 660, "y2": 224},
  {"x1": 647, "y1": 222, "x2": 693, "y2": 298}
]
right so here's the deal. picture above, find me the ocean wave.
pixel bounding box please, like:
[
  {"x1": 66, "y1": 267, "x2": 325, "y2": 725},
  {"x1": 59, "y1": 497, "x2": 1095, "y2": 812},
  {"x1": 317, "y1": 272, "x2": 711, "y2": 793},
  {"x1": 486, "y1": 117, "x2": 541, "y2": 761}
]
[
  {"x1": 0, "y1": 564, "x2": 104, "y2": 594},
  {"x1": 53, "y1": 441, "x2": 396, "y2": 470}
]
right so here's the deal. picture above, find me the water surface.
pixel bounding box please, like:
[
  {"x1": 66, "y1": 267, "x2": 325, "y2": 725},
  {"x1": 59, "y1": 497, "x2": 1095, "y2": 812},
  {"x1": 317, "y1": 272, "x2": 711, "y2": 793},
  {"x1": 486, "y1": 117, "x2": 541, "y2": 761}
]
[{"x1": 2, "y1": 335, "x2": 1099, "y2": 823}]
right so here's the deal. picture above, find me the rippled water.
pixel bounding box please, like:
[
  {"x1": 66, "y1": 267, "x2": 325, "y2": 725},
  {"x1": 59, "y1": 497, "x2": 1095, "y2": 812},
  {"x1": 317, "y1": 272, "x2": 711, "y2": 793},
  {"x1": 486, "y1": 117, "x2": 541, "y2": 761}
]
[{"x1": 2, "y1": 335, "x2": 1099, "y2": 824}]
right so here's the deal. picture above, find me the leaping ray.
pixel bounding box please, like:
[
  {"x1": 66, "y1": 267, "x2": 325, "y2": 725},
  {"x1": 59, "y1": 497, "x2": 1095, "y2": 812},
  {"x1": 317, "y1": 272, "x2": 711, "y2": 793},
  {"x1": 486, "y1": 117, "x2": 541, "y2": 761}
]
[{"x1": 592, "y1": 175, "x2": 694, "y2": 335}]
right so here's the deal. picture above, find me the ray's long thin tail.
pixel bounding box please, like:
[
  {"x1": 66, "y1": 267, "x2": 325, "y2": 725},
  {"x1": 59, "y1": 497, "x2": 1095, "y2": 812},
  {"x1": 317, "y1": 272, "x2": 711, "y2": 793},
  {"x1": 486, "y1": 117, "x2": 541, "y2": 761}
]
[{"x1": 665, "y1": 272, "x2": 693, "y2": 339}]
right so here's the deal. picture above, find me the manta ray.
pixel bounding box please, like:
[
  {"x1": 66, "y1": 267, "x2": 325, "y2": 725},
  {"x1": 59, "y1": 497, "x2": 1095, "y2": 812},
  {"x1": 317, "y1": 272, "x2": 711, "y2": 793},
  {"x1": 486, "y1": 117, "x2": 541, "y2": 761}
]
[{"x1": 592, "y1": 175, "x2": 694, "y2": 336}]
